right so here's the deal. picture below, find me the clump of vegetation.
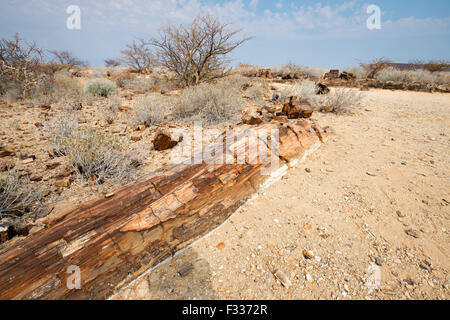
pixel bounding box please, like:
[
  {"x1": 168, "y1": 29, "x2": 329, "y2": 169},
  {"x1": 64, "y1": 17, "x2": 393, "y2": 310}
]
[
  {"x1": 360, "y1": 57, "x2": 391, "y2": 79},
  {"x1": 0, "y1": 170, "x2": 43, "y2": 223},
  {"x1": 243, "y1": 82, "x2": 266, "y2": 105},
  {"x1": 376, "y1": 67, "x2": 450, "y2": 85},
  {"x1": 45, "y1": 110, "x2": 79, "y2": 154},
  {"x1": 279, "y1": 79, "x2": 322, "y2": 108},
  {"x1": 321, "y1": 88, "x2": 363, "y2": 114},
  {"x1": 59, "y1": 128, "x2": 135, "y2": 184},
  {"x1": 174, "y1": 77, "x2": 244, "y2": 125},
  {"x1": 125, "y1": 77, "x2": 157, "y2": 93},
  {"x1": 103, "y1": 95, "x2": 121, "y2": 124},
  {"x1": 83, "y1": 78, "x2": 116, "y2": 97},
  {"x1": 343, "y1": 66, "x2": 370, "y2": 80},
  {"x1": 301, "y1": 66, "x2": 328, "y2": 79},
  {"x1": 129, "y1": 94, "x2": 167, "y2": 127}
]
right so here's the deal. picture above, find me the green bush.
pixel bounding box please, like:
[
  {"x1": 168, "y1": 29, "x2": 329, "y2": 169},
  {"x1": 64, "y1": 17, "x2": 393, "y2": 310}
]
[{"x1": 83, "y1": 78, "x2": 116, "y2": 97}]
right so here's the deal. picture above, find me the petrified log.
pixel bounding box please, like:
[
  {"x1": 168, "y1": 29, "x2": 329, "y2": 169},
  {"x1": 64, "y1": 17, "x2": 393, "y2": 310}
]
[
  {"x1": 153, "y1": 128, "x2": 181, "y2": 151},
  {"x1": 0, "y1": 120, "x2": 328, "y2": 300},
  {"x1": 282, "y1": 99, "x2": 313, "y2": 119}
]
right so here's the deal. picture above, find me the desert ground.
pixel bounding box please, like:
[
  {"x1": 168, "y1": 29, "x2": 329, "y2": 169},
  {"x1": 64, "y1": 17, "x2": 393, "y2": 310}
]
[{"x1": 114, "y1": 88, "x2": 450, "y2": 300}]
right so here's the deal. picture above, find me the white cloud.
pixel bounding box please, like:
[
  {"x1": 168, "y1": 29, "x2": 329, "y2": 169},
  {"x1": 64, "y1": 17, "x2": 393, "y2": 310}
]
[{"x1": 249, "y1": 0, "x2": 258, "y2": 9}]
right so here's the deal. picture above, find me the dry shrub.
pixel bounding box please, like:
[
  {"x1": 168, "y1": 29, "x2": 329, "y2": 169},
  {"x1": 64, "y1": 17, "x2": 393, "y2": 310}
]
[
  {"x1": 0, "y1": 170, "x2": 43, "y2": 223},
  {"x1": 243, "y1": 82, "x2": 265, "y2": 104},
  {"x1": 321, "y1": 88, "x2": 363, "y2": 114},
  {"x1": 344, "y1": 66, "x2": 369, "y2": 80},
  {"x1": 129, "y1": 94, "x2": 167, "y2": 127},
  {"x1": 360, "y1": 58, "x2": 390, "y2": 79},
  {"x1": 44, "y1": 111, "x2": 79, "y2": 154},
  {"x1": 103, "y1": 95, "x2": 121, "y2": 124},
  {"x1": 279, "y1": 79, "x2": 321, "y2": 108},
  {"x1": 301, "y1": 66, "x2": 328, "y2": 79},
  {"x1": 421, "y1": 60, "x2": 450, "y2": 73},
  {"x1": 60, "y1": 128, "x2": 135, "y2": 184},
  {"x1": 125, "y1": 77, "x2": 157, "y2": 93},
  {"x1": 84, "y1": 78, "x2": 116, "y2": 97},
  {"x1": 174, "y1": 77, "x2": 244, "y2": 125},
  {"x1": 376, "y1": 67, "x2": 450, "y2": 85}
]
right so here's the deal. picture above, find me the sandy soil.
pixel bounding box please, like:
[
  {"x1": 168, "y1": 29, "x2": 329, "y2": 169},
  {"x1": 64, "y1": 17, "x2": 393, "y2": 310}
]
[{"x1": 116, "y1": 88, "x2": 449, "y2": 300}]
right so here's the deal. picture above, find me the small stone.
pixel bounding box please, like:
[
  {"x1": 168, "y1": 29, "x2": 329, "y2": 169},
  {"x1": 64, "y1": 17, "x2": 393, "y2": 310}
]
[
  {"x1": 217, "y1": 242, "x2": 225, "y2": 250},
  {"x1": 302, "y1": 249, "x2": 314, "y2": 260},
  {"x1": 396, "y1": 210, "x2": 406, "y2": 218},
  {"x1": 136, "y1": 125, "x2": 146, "y2": 132},
  {"x1": 22, "y1": 158, "x2": 34, "y2": 164},
  {"x1": 30, "y1": 174, "x2": 42, "y2": 182},
  {"x1": 105, "y1": 193, "x2": 115, "y2": 198},
  {"x1": 374, "y1": 256, "x2": 382, "y2": 266},
  {"x1": 274, "y1": 270, "x2": 292, "y2": 288},
  {"x1": 305, "y1": 274, "x2": 313, "y2": 283},
  {"x1": 55, "y1": 179, "x2": 71, "y2": 188},
  {"x1": 131, "y1": 135, "x2": 142, "y2": 141},
  {"x1": 401, "y1": 161, "x2": 407, "y2": 166},
  {"x1": 405, "y1": 229, "x2": 420, "y2": 238},
  {"x1": 305, "y1": 168, "x2": 311, "y2": 173},
  {"x1": 177, "y1": 263, "x2": 193, "y2": 277},
  {"x1": 366, "y1": 172, "x2": 377, "y2": 177}
]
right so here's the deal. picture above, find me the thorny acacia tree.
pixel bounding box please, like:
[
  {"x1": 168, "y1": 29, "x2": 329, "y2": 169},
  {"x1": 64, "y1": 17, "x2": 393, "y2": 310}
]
[
  {"x1": 0, "y1": 33, "x2": 44, "y2": 96},
  {"x1": 147, "y1": 14, "x2": 252, "y2": 86},
  {"x1": 49, "y1": 50, "x2": 88, "y2": 69},
  {"x1": 120, "y1": 40, "x2": 155, "y2": 74}
]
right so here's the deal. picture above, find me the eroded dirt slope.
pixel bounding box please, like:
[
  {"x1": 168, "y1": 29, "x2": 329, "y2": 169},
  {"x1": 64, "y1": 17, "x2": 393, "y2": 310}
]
[{"x1": 116, "y1": 89, "x2": 449, "y2": 300}]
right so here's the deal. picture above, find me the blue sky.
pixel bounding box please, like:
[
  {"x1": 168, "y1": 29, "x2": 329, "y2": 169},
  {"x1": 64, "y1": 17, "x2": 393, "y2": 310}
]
[{"x1": 1, "y1": 0, "x2": 449, "y2": 68}]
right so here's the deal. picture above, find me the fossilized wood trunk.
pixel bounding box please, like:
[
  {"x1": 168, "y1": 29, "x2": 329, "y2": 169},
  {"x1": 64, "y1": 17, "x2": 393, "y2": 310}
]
[{"x1": 0, "y1": 120, "x2": 328, "y2": 300}]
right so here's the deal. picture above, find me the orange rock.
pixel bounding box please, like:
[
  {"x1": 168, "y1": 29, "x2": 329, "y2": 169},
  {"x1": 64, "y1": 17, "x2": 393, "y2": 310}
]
[{"x1": 217, "y1": 242, "x2": 225, "y2": 250}]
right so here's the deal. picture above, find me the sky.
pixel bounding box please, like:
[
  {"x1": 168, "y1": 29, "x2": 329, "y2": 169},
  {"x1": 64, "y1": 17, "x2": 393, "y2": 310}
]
[{"x1": 0, "y1": 0, "x2": 449, "y2": 69}]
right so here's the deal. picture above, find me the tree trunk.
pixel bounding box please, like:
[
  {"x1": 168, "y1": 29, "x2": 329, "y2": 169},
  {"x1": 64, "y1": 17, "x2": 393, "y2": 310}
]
[{"x1": 0, "y1": 120, "x2": 328, "y2": 300}]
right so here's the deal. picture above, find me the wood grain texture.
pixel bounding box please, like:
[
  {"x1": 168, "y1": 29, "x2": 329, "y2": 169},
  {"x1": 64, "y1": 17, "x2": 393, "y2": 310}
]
[{"x1": 0, "y1": 120, "x2": 328, "y2": 300}]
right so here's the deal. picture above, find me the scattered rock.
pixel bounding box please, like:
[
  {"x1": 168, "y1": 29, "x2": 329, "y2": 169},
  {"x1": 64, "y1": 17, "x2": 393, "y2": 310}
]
[
  {"x1": 302, "y1": 249, "x2": 314, "y2": 260},
  {"x1": 22, "y1": 158, "x2": 34, "y2": 164},
  {"x1": 282, "y1": 98, "x2": 313, "y2": 119},
  {"x1": 316, "y1": 83, "x2": 330, "y2": 95},
  {"x1": 153, "y1": 128, "x2": 181, "y2": 151},
  {"x1": 131, "y1": 135, "x2": 142, "y2": 142},
  {"x1": 177, "y1": 263, "x2": 193, "y2": 277},
  {"x1": 55, "y1": 178, "x2": 71, "y2": 188},
  {"x1": 242, "y1": 115, "x2": 263, "y2": 125},
  {"x1": 305, "y1": 168, "x2": 311, "y2": 173},
  {"x1": 274, "y1": 270, "x2": 292, "y2": 288},
  {"x1": 396, "y1": 210, "x2": 406, "y2": 218},
  {"x1": 366, "y1": 172, "x2": 377, "y2": 176},
  {"x1": 405, "y1": 229, "x2": 420, "y2": 238},
  {"x1": 0, "y1": 145, "x2": 16, "y2": 158},
  {"x1": 217, "y1": 242, "x2": 225, "y2": 250},
  {"x1": 46, "y1": 162, "x2": 61, "y2": 170}
]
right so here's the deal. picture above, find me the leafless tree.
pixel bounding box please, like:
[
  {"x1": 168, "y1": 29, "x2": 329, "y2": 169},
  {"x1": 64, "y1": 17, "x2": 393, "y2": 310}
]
[
  {"x1": 120, "y1": 40, "x2": 155, "y2": 74},
  {"x1": 49, "y1": 50, "x2": 88, "y2": 68},
  {"x1": 104, "y1": 59, "x2": 121, "y2": 67},
  {"x1": 147, "y1": 14, "x2": 252, "y2": 86},
  {"x1": 0, "y1": 33, "x2": 44, "y2": 96}
]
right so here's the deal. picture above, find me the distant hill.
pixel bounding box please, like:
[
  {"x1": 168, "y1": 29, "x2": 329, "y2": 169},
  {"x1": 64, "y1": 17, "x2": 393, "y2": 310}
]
[{"x1": 385, "y1": 62, "x2": 450, "y2": 72}]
